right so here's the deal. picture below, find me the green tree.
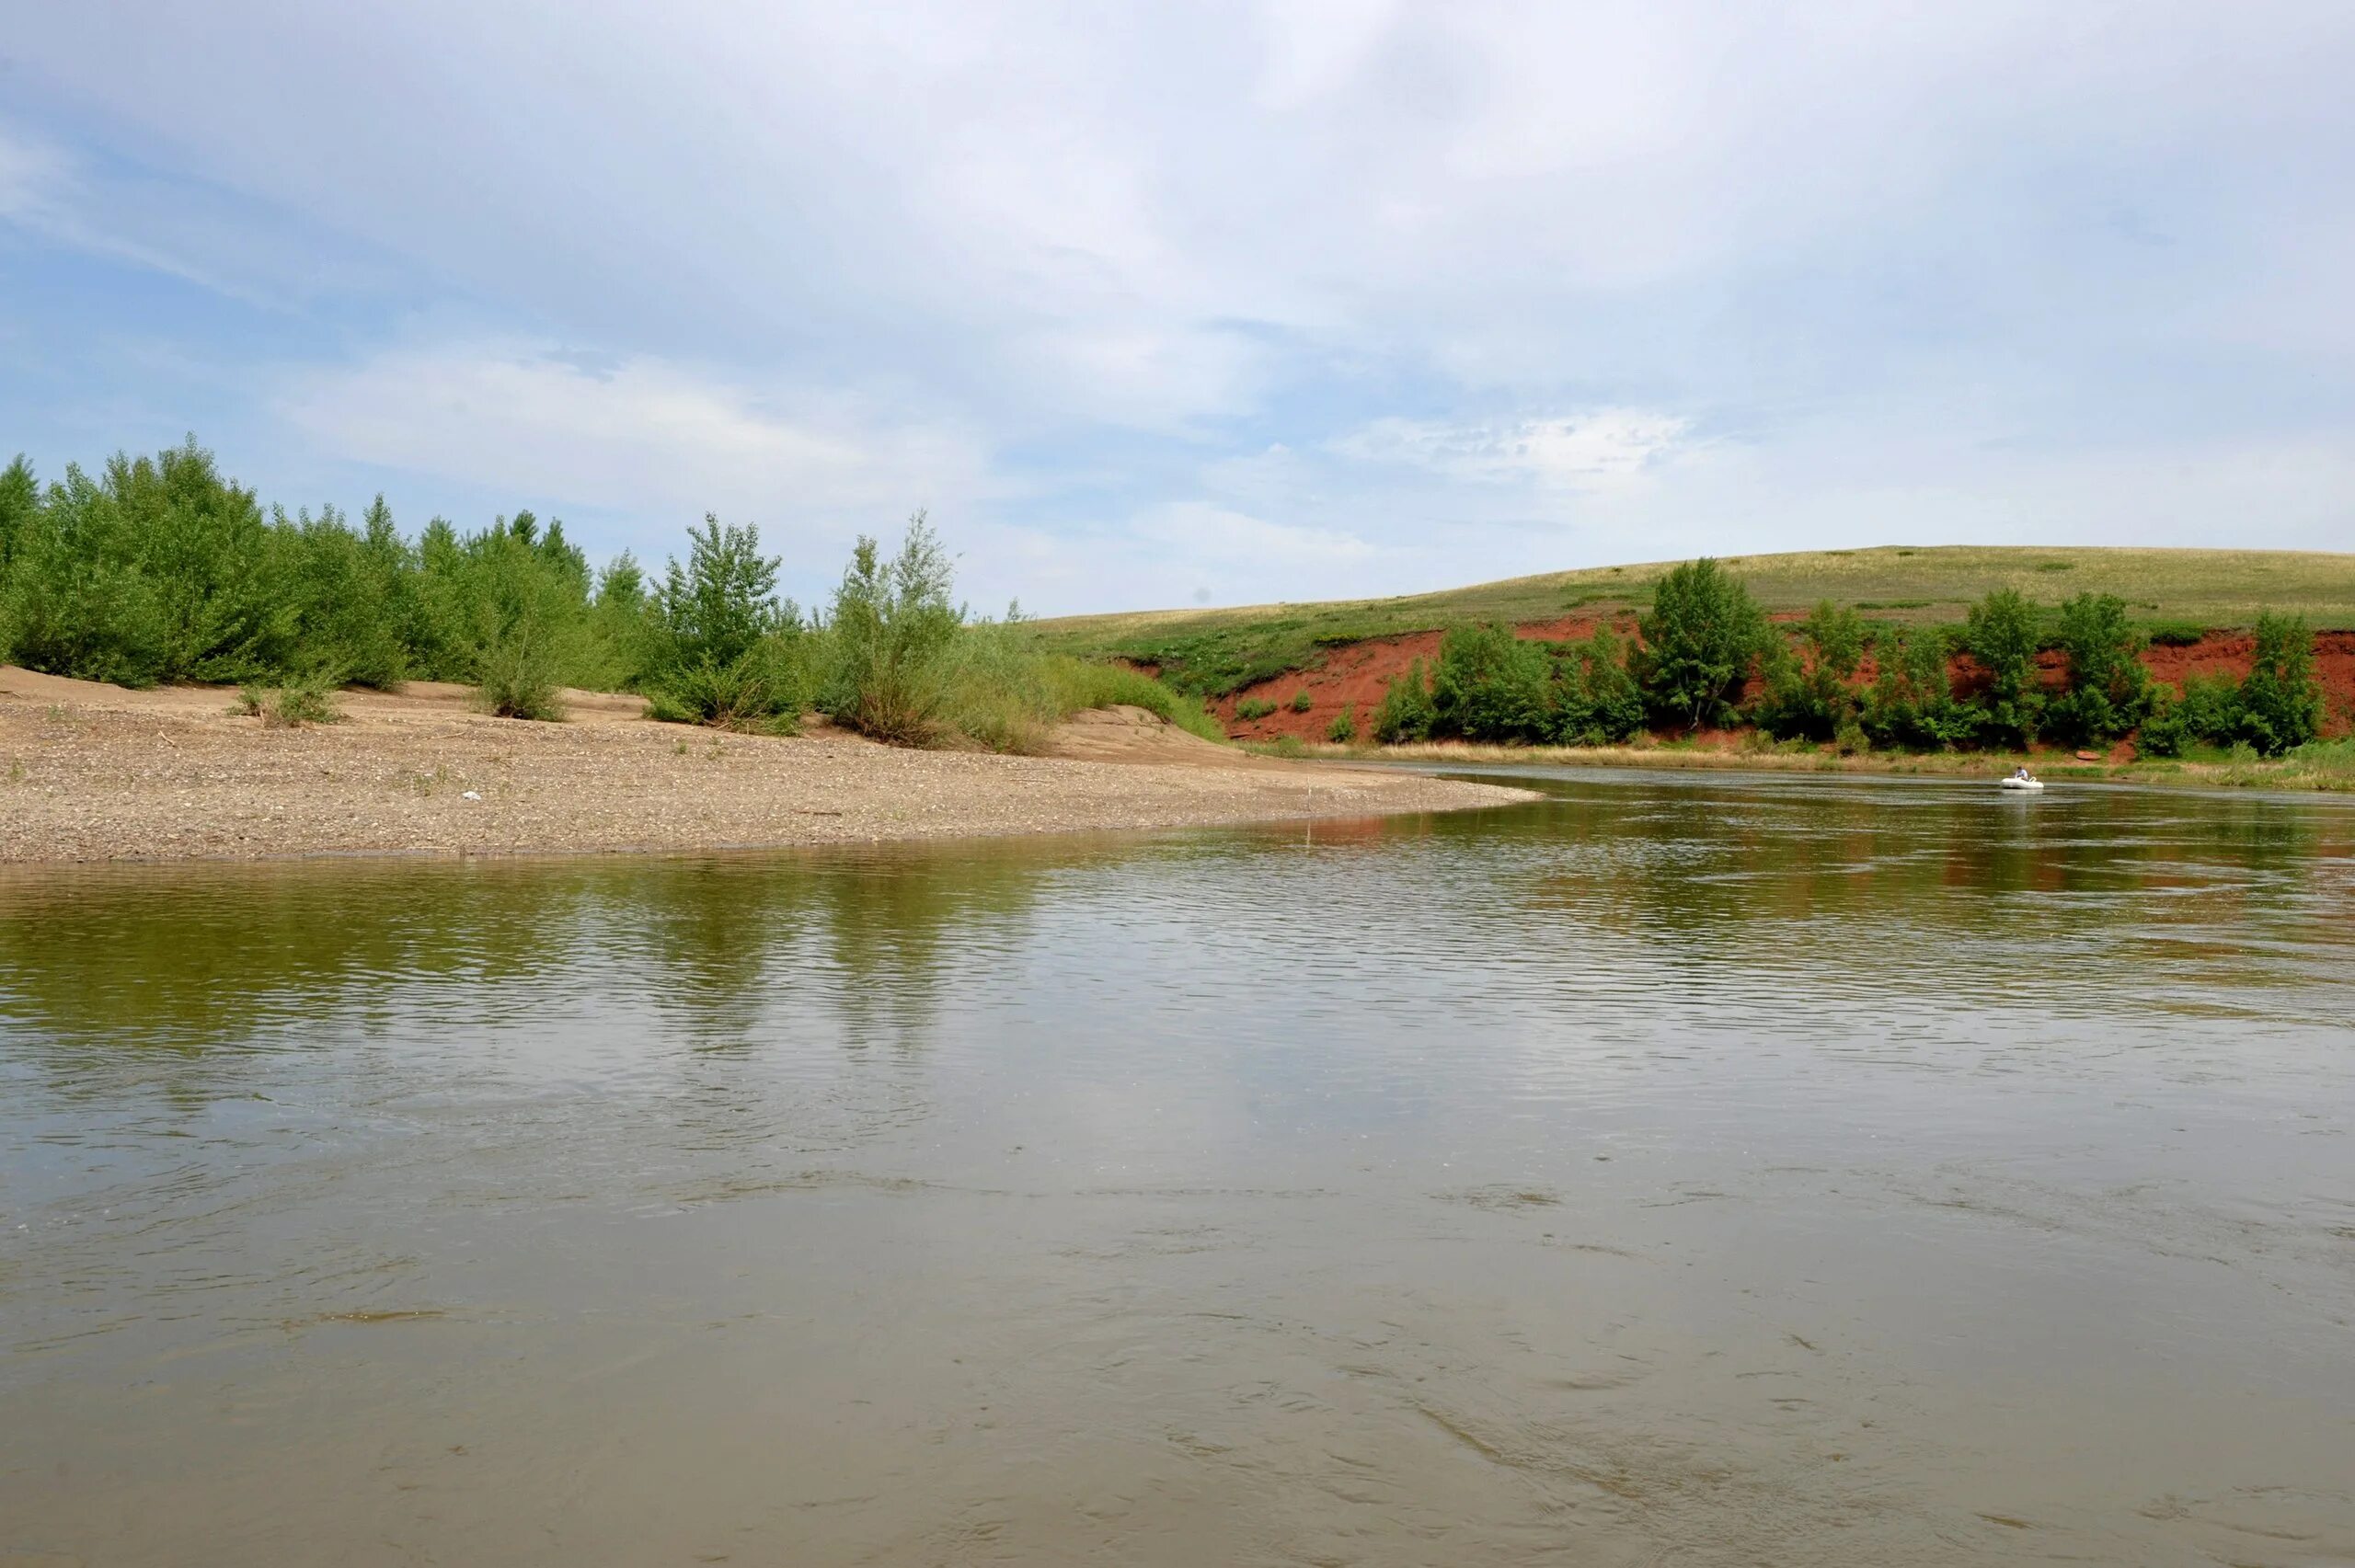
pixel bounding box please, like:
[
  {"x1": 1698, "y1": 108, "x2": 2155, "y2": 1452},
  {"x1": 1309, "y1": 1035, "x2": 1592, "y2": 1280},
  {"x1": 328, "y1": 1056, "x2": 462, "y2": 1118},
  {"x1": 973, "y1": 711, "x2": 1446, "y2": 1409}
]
[
  {"x1": 1373, "y1": 658, "x2": 1437, "y2": 743},
  {"x1": 1755, "y1": 601, "x2": 1867, "y2": 741},
  {"x1": 2049, "y1": 591, "x2": 2149, "y2": 745},
  {"x1": 2235, "y1": 610, "x2": 2322, "y2": 755},
  {"x1": 822, "y1": 511, "x2": 963, "y2": 744},
  {"x1": 0, "y1": 441, "x2": 293, "y2": 686},
  {"x1": 642, "y1": 517, "x2": 809, "y2": 728},
  {"x1": 0, "y1": 456, "x2": 38, "y2": 660},
  {"x1": 414, "y1": 511, "x2": 596, "y2": 718},
  {"x1": 1552, "y1": 628, "x2": 1646, "y2": 744},
  {"x1": 1962, "y1": 589, "x2": 2044, "y2": 744},
  {"x1": 275, "y1": 500, "x2": 414, "y2": 688},
  {"x1": 1637, "y1": 559, "x2": 1769, "y2": 730},
  {"x1": 1430, "y1": 623, "x2": 1554, "y2": 741},
  {"x1": 0, "y1": 456, "x2": 33, "y2": 581},
  {"x1": 1860, "y1": 626, "x2": 1977, "y2": 750}
]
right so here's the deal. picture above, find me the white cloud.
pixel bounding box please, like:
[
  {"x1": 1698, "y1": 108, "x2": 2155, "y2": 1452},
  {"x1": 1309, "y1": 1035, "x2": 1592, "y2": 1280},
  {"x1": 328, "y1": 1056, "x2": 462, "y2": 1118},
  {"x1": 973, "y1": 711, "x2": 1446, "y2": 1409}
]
[
  {"x1": 7, "y1": 2, "x2": 2355, "y2": 609},
  {"x1": 278, "y1": 343, "x2": 992, "y2": 532},
  {"x1": 1334, "y1": 410, "x2": 1692, "y2": 489},
  {"x1": 1130, "y1": 500, "x2": 1381, "y2": 569},
  {"x1": 0, "y1": 125, "x2": 64, "y2": 217}
]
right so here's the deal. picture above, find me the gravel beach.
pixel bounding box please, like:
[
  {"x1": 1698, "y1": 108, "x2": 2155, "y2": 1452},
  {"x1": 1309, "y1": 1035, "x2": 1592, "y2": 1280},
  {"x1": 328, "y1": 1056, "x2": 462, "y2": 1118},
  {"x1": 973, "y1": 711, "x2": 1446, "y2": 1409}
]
[{"x1": 0, "y1": 668, "x2": 1531, "y2": 864}]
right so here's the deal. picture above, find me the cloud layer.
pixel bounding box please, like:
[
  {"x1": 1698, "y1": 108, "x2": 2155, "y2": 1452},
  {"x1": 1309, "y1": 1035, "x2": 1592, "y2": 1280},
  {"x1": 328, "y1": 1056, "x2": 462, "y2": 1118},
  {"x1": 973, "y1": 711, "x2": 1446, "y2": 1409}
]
[{"x1": 4, "y1": 2, "x2": 2352, "y2": 610}]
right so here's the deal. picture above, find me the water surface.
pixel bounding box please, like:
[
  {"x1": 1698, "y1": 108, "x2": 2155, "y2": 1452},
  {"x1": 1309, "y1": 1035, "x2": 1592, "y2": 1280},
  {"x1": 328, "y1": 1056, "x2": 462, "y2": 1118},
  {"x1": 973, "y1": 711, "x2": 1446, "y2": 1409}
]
[{"x1": 3, "y1": 770, "x2": 2351, "y2": 1566}]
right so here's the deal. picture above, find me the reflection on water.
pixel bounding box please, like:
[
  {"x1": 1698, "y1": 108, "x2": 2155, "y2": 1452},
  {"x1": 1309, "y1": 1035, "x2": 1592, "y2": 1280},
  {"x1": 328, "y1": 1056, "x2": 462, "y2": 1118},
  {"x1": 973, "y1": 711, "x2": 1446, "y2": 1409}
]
[{"x1": 3, "y1": 773, "x2": 2351, "y2": 1566}]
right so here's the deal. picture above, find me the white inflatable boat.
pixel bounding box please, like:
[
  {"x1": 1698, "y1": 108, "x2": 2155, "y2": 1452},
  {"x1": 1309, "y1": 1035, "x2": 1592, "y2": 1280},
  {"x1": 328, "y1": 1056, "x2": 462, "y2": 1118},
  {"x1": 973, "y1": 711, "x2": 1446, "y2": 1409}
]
[{"x1": 1998, "y1": 775, "x2": 2044, "y2": 791}]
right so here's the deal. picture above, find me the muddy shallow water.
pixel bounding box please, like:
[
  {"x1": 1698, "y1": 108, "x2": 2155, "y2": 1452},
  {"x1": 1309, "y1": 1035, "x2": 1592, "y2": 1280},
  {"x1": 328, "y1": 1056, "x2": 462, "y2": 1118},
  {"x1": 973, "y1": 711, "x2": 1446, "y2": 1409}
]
[{"x1": 3, "y1": 770, "x2": 2351, "y2": 1566}]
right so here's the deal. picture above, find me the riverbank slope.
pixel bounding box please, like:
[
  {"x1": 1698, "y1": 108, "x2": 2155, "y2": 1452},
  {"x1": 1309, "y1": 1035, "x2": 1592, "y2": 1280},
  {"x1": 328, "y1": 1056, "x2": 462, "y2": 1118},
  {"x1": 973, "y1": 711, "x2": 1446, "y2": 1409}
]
[{"x1": 0, "y1": 669, "x2": 1531, "y2": 864}]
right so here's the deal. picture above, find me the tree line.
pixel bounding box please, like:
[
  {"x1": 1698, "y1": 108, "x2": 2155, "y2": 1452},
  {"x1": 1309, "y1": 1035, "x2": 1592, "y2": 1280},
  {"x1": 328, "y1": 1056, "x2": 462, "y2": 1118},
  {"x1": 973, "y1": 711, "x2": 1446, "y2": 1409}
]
[
  {"x1": 0, "y1": 438, "x2": 1216, "y2": 750},
  {"x1": 1373, "y1": 558, "x2": 2326, "y2": 756}
]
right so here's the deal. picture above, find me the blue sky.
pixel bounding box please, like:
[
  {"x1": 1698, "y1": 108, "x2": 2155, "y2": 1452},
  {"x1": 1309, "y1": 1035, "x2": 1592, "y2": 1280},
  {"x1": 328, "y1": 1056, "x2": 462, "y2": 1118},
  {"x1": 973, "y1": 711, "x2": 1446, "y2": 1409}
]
[{"x1": 3, "y1": 1, "x2": 2352, "y2": 613}]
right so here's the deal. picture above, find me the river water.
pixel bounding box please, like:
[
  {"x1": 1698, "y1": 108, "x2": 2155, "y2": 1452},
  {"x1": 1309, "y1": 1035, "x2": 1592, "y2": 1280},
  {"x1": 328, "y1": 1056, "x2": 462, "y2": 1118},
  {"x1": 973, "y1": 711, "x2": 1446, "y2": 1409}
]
[{"x1": 2, "y1": 769, "x2": 2350, "y2": 1567}]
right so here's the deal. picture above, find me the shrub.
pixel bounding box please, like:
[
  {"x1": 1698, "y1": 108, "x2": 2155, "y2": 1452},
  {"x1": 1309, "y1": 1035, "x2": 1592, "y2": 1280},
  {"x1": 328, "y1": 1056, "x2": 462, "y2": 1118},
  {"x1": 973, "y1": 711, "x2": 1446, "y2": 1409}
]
[
  {"x1": 1326, "y1": 704, "x2": 1359, "y2": 744},
  {"x1": 1550, "y1": 629, "x2": 1644, "y2": 744},
  {"x1": 821, "y1": 512, "x2": 962, "y2": 745},
  {"x1": 475, "y1": 633, "x2": 566, "y2": 720},
  {"x1": 1235, "y1": 697, "x2": 1277, "y2": 721},
  {"x1": 415, "y1": 511, "x2": 597, "y2": 715},
  {"x1": 1432, "y1": 623, "x2": 1554, "y2": 740},
  {"x1": 1637, "y1": 559, "x2": 1769, "y2": 729},
  {"x1": 2177, "y1": 672, "x2": 2242, "y2": 742},
  {"x1": 1861, "y1": 626, "x2": 1978, "y2": 750},
  {"x1": 1290, "y1": 689, "x2": 1314, "y2": 713},
  {"x1": 278, "y1": 498, "x2": 414, "y2": 689},
  {"x1": 1961, "y1": 589, "x2": 2044, "y2": 744},
  {"x1": 1373, "y1": 658, "x2": 1438, "y2": 743},
  {"x1": 2047, "y1": 591, "x2": 2149, "y2": 746},
  {"x1": 582, "y1": 553, "x2": 661, "y2": 692},
  {"x1": 264, "y1": 674, "x2": 343, "y2": 728},
  {"x1": 2, "y1": 441, "x2": 293, "y2": 687},
  {"x1": 1754, "y1": 601, "x2": 1865, "y2": 742},
  {"x1": 2235, "y1": 610, "x2": 2323, "y2": 755},
  {"x1": 2136, "y1": 688, "x2": 2190, "y2": 757},
  {"x1": 640, "y1": 516, "x2": 808, "y2": 731}
]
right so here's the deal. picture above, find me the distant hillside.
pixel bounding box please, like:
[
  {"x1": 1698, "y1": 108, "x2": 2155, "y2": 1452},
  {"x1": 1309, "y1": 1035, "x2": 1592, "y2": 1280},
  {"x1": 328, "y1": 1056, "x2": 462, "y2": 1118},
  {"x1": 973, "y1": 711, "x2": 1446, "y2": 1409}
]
[{"x1": 1031, "y1": 545, "x2": 2355, "y2": 696}]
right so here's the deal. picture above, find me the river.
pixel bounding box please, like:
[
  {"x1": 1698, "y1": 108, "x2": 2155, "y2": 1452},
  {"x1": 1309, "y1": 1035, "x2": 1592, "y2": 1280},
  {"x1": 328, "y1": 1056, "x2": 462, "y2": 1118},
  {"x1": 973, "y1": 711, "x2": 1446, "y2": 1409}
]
[{"x1": 3, "y1": 769, "x2": 2350, "y2": 1566}]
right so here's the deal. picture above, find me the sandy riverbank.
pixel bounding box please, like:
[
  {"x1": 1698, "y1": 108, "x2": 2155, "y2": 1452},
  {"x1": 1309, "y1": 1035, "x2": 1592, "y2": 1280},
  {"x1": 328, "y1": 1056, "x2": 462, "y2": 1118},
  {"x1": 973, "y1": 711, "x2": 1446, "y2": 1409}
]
[{"x1": 0, "y1": 669, "x2": 1533, "y2": 864}]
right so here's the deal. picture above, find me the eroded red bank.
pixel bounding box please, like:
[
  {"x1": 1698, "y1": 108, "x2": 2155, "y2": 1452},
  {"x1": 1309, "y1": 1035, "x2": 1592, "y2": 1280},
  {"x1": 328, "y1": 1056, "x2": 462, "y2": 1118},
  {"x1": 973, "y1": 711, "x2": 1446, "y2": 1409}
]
[{"x1": 1209, "y1": 623, "x2": 2355, "y2": 746}]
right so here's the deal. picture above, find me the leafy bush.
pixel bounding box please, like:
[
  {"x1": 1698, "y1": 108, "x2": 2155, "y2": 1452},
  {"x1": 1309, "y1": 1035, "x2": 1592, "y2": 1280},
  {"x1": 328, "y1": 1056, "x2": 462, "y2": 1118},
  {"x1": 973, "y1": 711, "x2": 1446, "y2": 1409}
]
[
  {"x1": 1432, "y1": 623, "x2": 1555, "y2": 741},
  {"x1": 413, "y1": 511, "x2": 596, "y2": 718},
  {"x1": 265, "y1": 674, "x2": 343, "y2": 728},
  {"x1": 2235, "y1": 610, "x2": 2323, "y2": 755},
  {"x1": 2047, "y1": 591, "x2": 2149, "y2": 746},
  {"x1": 2176, "y1": 672, "x2": 2243, "y2": 742},
  {"x1": 1861, "y1": 626, "x2": 1978, "y2": 750},
  {"x1": 474, "y1": 633, "x2": 566, "y2": 720},
  {"x1": 821, "y1": 512, "x2": 962, "y2": 745},
  {"x1": 1550, "y1": 629, "x2": 1645, "y2": 744},
  {"x1": 1290, "y1": 689, "x2": 1314, "y2": 713},
  {"x1": 2, "y1": 441, "x2": 293, "y2": 686},
  {"x1": 1754, "y1": 601, "x2": 1865, "y2": 742},
  {"x1": 1235, "y1": 697, "x2": 1277, "y2": 721},
  {"x1": 1637, "y1": 558, "x2": 1769, "y2": 729},
  {"x1": 640, "y1": 516, "x2": 809, "y2": 731},
  {"x1": 1373, "y1": 659, "x2": 1437, "y2": 743},
  {"x1": 2138, "y1": 616, "x2": 2323, "y2": 758},
  {"x1": 581, "y1": 553, "x2": 661, "y2": 692},
  {"x1": 2135, "y1": 688, "x2": 2191, "y2": 757},
  {"x1": 1961, "y1": 589, "x2": 2044, "y2": 744},
  {"x1": 1327, "y1": 704, "x2": 1359, "y2": 743}
]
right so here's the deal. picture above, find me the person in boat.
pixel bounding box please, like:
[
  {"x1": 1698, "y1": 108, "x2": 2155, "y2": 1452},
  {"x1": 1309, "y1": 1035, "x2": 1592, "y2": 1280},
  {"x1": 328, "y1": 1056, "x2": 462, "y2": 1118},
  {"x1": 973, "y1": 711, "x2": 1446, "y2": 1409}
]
[{"x1": 2013, "y1": 765, "x2": 2035, "y2": 782}]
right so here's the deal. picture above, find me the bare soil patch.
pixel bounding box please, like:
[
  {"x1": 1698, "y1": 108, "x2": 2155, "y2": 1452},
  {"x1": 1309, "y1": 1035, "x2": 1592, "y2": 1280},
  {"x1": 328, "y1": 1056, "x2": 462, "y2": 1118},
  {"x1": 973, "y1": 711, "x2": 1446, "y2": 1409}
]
[{"x1": 1212, "y1": 624, "x2": 2355, "y2": 744}]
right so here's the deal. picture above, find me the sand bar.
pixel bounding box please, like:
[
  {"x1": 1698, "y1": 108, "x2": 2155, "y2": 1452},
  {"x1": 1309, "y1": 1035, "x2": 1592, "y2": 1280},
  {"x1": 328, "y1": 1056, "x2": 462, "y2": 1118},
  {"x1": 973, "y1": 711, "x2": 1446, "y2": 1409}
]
[{"x1": 0, "y1": 668, "x2": 1533, "y2": 864}]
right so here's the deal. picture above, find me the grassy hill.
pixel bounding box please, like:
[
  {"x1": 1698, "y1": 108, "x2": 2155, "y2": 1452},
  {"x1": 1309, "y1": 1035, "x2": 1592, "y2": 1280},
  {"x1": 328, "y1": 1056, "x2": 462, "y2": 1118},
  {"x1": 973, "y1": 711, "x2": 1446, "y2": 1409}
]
[{"x1": 1030, "y1": 545, "x2": 2355, "y2": 695}]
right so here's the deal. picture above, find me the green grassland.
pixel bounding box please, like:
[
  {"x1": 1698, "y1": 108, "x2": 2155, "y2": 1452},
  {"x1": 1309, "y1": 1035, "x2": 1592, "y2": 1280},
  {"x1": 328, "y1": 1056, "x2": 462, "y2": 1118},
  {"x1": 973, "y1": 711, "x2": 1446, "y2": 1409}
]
[{"x1": 1028, "y1": 546, "x2": 2355, "y2": 695}]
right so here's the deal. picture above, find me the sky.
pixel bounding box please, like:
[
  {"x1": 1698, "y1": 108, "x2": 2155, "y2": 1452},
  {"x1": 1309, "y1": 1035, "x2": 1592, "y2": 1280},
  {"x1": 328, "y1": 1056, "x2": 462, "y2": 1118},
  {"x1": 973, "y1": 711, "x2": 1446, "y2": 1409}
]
[{"x1": 3, "y1": 1, "x2": 2352, "y2": 614}]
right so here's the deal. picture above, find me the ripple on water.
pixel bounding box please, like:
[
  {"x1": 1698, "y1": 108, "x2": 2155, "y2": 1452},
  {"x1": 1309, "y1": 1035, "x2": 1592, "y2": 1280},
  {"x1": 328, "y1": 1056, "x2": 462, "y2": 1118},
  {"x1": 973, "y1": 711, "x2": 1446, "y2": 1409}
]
[{"x1": 1, "y1": 771, "x2": 2351, "y2": 1564}]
